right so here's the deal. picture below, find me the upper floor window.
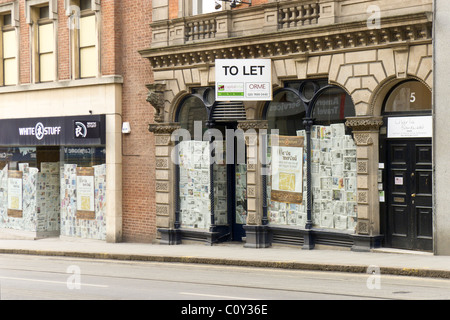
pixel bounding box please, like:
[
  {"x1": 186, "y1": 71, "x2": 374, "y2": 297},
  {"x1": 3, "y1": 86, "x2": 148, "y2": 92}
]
[
  {"x1": 1, "y1": 12, "x2": 17, "y2": 86},
  {"x1": 26, "y1": 0, "x2": 57, "y2": 83},
  {"x1": 37, "y1": 6, "x2": 55, "y2": 82},
  {"x1": 68, "y1": 0, "x2": 98, "y2": 79}
]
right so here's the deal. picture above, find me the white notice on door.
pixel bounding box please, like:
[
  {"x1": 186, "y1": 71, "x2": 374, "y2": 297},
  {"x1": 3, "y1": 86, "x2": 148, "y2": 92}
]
[
  {"x1": 387, "y1": 116, "x2": 432, "y2": 138},
  {"x1": 395, "y1": 177, "x2": 403, "y2": 185}
]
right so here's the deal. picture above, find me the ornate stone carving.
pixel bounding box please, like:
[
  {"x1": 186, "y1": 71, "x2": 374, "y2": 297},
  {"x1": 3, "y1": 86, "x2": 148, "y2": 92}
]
[
  {"x1": 142, "y1": 16, "x2": 431, "y2": 70},
  {"x1": 146, "y1": 83, "x2": 166, "y2": 123},
  {"x1": 346, "y1": 116, "x2": 384, "y2": 132},
  {"x1": 148, "y1": 122, "x2": 181, "y2": 134},
  {"x1": 356, "y1": 220, "x2": 370, "y2": 235},
  {"x1": 237, "y1": 120, "x2": 268, "y2": 131}
]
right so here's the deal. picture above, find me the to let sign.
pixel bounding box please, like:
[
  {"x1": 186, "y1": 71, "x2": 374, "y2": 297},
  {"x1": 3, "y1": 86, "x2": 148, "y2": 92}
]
[{"x1": 215, "y1": 59, "x2": 272, "y2": 101}]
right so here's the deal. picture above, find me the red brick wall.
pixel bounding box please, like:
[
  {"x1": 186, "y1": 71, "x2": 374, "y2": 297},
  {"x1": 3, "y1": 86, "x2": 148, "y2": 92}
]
[{"x1": 120, "y1": 0, "x2": 155, "y2": 243}]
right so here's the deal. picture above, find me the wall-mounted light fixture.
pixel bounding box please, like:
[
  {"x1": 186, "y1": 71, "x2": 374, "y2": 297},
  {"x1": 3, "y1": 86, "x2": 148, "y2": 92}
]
[{"x1": 214, "y1": 0, "x2": 252, "y2": 9}]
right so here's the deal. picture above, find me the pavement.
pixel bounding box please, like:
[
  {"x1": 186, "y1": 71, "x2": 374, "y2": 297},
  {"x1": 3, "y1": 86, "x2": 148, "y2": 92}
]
[{"x1": 1, "y1": 237, "x2": 450, "y2": 279}]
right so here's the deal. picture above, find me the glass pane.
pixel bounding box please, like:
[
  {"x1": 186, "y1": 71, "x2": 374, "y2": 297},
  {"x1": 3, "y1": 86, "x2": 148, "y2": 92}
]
[
  {"x1": 312, "y1": 88, "x2": 354, "y2": 126},
  {"x1": 38, "y1": 23, "x2": 54, "y2": 53},
  {"x1": 384, "y1": 81, "x2": 431, "y2": 113},
  {"x1": 213, "y1": 140, "x2": 227, "y2": 226},
  {"x1": 80, "y1": 46, "x2": 97, "y2": 78},
  {"x1": 266, "y1": 90, "x2": 306, "y2": 136},
  {"x1": 177, "y1": 96, "x2": 208, "y2": 138},
  {"x1": 266, "y1": 133, "x2": 307, "y2": 226},
  {"x1": 193, "y1": 0, "x2": 221, "y2": 15},
  {"x1": 178, "y1": 140, "x2": 211, "y2": 229},
  {"x1": 235, "y1": 163, "x2": 247, "y2": 225},
  {"x1": 310, "y1": 123, "x2": 357, "y2": 230},
  {"x1": 4, "y1": 57, "x2": 17, "y2": 86},
  {"x1": 80, "y1": 15, "x2": 96, "y2": 47},
  {"x1": 3, "y1": 30, "x2": 16, "y2": 59},
  {"x1": 39, "y1": 52, "x2": 54, "y2": 82}
]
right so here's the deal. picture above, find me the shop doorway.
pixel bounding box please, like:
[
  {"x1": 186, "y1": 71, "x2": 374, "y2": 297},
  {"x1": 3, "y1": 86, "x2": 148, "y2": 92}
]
[
  {"x1": 384, "y1": 139, "x2": 433, "y2": 251},
  {"x1": 175, "y1": 88, "x2": 248, "y2": 243},
  {"x1": 380, "y1": 80, "x2": 433, "y2": 251},
  {"x1": 213, "y1": 122, "x2": 247, "y2": 242}
]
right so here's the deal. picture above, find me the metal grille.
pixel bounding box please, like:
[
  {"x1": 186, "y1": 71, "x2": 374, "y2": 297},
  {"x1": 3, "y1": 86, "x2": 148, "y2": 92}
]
[{"x1": 211, "y1": 102, "x2": 246, "y2": 121}]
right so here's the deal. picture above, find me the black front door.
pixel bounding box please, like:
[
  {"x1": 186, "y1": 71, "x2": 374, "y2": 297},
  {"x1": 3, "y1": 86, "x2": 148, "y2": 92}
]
[{"x1": 385, "y1": 139, "x2": 433, "y2": 251}]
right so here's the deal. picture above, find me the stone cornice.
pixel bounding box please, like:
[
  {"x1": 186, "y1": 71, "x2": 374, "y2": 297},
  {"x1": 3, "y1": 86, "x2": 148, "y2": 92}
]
[{"x1": 140, "y1": 12, "x2": 432, "y2": 70}]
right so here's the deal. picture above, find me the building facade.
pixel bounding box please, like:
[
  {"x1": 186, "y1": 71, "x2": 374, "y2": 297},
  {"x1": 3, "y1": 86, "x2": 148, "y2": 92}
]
[
  {"x1": 0, "y1": 0, "x2": 154, "y2": 242},
  {"x1": 141, "y1": 0, "x2": 437, "y2": 252}
]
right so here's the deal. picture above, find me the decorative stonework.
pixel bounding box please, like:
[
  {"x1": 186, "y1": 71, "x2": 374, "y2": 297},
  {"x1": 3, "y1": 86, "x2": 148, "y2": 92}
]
[
  {"x1": 148, "y1": 122, "x2": 180, "y2": 134},
  {"x1": 156, "y1": 204, "x2": 169, "y2": 216},
  {"x1": 156, "y1": 181, "x2": 169, "y2": 192},
  {"x1": 237, "y1": 120, "x2": 268, "y2": 131},
  {"x1": 356, "y1": 220, "x2": 370, "y2": 235},
  {"x1": 346, "y1": 117, "x2": 384, "y2": 132},
  {"x1": 155, "y1": 158, "x2": 169, "y2": 169},
  {"x1": 146, "y1": 83, "x2": 166, "y2": 123},
  {"x1": 142, "y1": 16, "x2": 431, "y2": 70}
]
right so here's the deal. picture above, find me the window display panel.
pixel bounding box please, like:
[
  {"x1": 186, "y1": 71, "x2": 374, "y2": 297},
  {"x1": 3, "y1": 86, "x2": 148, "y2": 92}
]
[
  {"x1": 266, "y1": 135, "x2": 307, "y2": 226},
  {"x1": 235, "y1": 163, "x2": 247, "y2": 225},
  {"x1": 60, "y1": 147, "x2": 106, "y2": 240},
  {"x1": 0, "y1": 147, "x2": 61, "y2": 234},
  {"x1": 309, "y1": 123, "x2": 357, "y2": 230},
  {"x1": 178, "y1": 140, "x2": 212, "y2": 229}
]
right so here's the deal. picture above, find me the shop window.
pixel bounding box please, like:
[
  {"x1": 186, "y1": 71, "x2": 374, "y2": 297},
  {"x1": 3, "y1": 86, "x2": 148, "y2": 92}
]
[
  {"x1": 264, "y1": 80, "x2": 357, "y2": 231},
  {"x1": 1, "y1": 13, "x2": 17, "y2": 86},
  {"x1": 176, "y1": 93, "x2": 212, "y2": 229},
  {"x1": 0, "y1": 146, "x2": 106, "y2": 240}
]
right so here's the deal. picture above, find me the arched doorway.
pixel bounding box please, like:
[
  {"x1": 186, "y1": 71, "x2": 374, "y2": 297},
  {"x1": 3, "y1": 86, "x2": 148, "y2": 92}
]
[
  {"x1": 174, "y1": 87, "x2": 247, "y2": 243},
  {"x1": 379, "y1": 80, "x2": 433, "y2": 251}
]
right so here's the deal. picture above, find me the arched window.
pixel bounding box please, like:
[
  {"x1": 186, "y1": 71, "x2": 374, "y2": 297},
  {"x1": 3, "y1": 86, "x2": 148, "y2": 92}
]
[
  {"x1": 176, "y1": 95, "x2": 208, "y2": 138},
  {"x1": 383, "y1": 80, "x2": 431, "y2": 114},
  {"x1": 312, "y1": 87, "x2": 355, "y2": 126},
  {"x1": 265, "y1": 88, "x2": 306, "y2": 135},
  {"x1": 264, "y1": 80, "x2": 357, "y2": 231}
]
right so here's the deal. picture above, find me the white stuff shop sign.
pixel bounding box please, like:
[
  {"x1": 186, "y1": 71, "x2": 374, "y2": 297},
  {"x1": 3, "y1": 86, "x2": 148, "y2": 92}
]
[
  {"x1": 0, "y1": 115, "x2": 105, "y2": 146},
  {"x1": 215, "y1": 59, "x2": 272, "y2": 101}
]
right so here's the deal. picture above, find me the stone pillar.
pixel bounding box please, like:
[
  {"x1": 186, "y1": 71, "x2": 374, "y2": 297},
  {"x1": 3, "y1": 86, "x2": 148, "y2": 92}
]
[
  {"x1": 148, "y1": 122, "x2": 181, "y2": 245},
  {"x1": 434, "y1": 0, "x2": 450, "y2": 255},
  {"x1": 346, "y1": 116, "x2": 384, "y2": 251},
  {"x1": 237, "y1": 120, "x2": 270, "y2": 248}
]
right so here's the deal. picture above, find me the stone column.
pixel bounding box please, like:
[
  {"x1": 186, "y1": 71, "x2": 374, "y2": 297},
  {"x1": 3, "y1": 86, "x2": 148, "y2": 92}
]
[
  {"x1": 237, "y1": 120, "x2": 270, "y2": 248},
  {"x1": 148, "y1": 122, "x2": 181, "y2": 245},
  {"x1": 346, "y1": 116, "x2": 384, "y2": 251}
]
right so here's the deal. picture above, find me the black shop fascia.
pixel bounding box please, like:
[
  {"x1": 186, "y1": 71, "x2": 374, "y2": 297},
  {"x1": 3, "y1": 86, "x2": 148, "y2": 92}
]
[{"x1": 0, "y1": 115, "x2": 105, "y2": 147}]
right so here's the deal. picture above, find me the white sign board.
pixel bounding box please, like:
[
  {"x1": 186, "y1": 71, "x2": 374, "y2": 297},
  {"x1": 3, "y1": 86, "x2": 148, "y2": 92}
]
[
  {"x1": 215, "y1": 59, "x2": 272, "y2": 101},
  {"x1": 387, "y1": 116, "x2": 433, "y2": 138},
  {"x1": 8, "y1": 177, "x2": 23, "y2": 211}
]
